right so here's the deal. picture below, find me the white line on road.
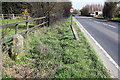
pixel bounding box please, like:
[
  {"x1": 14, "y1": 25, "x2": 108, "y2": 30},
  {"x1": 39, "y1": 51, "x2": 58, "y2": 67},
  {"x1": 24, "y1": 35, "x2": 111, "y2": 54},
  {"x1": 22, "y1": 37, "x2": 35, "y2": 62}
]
[
  {"x1": 76, "y1": 17, "x2": 93, "y2": 19},
  {"x1": 102, "y1": 23, "x2": 116, "y2": 28},
  {"x1": 74, "y1": 18, "x2": 119, "y2": 70},
  {"x1": 108, "y1": 25, "x2": 116, "y2": 28},
  {"x1": 93, "y1": 21, "x2": 101, "y2": 23},
  {"x1": 103, "y1": 23, "x2": 108, "y2": 25},
  {"x1": 93, "y1": 20, "x2": 116, "y2": 29}
]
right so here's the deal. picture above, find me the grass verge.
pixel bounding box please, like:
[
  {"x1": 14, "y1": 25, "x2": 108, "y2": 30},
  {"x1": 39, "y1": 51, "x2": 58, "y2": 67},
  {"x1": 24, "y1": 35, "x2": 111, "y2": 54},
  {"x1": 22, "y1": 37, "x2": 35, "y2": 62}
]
[
  {"x1": 2, "y1": 18, "x2": 25, "y2": 24},
  {"x1": 0, "y1": 18, "x2": 34, "y2": 38},
  {"x1": 94, "y1": 17, "x2": 120, "y2": 22},
  {"x1": 2, "y1": 18, "x2": 110, "y2": 78}
]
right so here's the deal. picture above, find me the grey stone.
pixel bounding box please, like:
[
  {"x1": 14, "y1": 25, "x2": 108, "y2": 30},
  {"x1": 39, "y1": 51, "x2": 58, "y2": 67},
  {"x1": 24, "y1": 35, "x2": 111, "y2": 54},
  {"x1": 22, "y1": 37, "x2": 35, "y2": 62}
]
[{"x1": 11, "y1": 34, "x2": 24, "y2": 60}]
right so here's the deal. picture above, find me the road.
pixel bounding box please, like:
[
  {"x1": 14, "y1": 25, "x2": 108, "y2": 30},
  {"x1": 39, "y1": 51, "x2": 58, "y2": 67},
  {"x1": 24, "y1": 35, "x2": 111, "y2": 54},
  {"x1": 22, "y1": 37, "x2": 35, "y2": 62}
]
[{"x1": 75, "y1": 16, "x2": 119, "y2": 66}]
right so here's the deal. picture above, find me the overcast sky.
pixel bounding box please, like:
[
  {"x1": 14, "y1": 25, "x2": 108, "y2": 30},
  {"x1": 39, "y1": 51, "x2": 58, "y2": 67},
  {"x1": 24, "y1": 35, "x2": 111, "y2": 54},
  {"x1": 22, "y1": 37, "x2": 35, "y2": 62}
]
[{"x1": 71, "y1": 0, "x2": 105, "y2": 10}]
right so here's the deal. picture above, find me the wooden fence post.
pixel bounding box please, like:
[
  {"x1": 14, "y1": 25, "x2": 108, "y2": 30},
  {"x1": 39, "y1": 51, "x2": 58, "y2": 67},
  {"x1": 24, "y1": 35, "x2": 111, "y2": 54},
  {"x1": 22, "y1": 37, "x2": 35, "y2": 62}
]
[
  {"x1": 26, "y1": 16, "x2": 29, "y2": 37},
  {"x1": 48, "y1": 15, "x2": 50, "y2": 26},
  {"x1": 2, "y1": 27, "x2": 4, "y2": 39},
  {"x1": 42, "y1": 18, "x2": 44, "y2": 27},
  {"x1": 45, "y1": 17, "x2": 47, "y2": 26},
  {"x1": 70, "y1": 24, "x2": 79, "y2": 40},
  {"x1": 2, "y1": 14, "x2": 4, "y2": 19},
  {"x1": 47, "y1": 2, "x2": 50, "y2": 27},
  {"x1": 26, "y1": 16, "x2": 29, "y2": 30},
  {"x1": 15, "y1": 24, "x2": 19, "y2": 34},
  {"x1": 12, "y1": 14, "x2": 15, "y2": 19}
]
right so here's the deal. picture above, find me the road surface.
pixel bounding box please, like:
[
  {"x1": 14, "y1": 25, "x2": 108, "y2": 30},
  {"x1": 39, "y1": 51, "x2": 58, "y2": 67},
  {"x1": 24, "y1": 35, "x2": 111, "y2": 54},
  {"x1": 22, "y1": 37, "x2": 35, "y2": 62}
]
[{"x1": 75, "y1": 16, "x2": 119, "y2": 64}]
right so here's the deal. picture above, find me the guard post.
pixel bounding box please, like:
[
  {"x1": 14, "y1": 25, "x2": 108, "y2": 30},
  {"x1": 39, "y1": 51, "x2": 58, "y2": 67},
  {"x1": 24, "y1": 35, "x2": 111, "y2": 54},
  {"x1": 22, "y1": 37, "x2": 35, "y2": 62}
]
[
  {"x1": 69, "y1": 8, "x2": 79, "y2": 40},
  {"x1": 70, "y1": 8, "x2": 74, "y2": 25}
]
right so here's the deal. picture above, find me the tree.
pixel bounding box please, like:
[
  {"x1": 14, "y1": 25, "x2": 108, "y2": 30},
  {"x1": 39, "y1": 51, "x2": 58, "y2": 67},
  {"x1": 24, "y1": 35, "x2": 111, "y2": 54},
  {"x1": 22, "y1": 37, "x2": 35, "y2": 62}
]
[
  {"x1": 2, "y1": 2, "x2": 72, "y2": 25},
  {"x1": 114, "y1": 1, "x2": 120, "y2": 18},
  {"x1": 73, "y1": 9, "x2": 79, "y2": 14},
  {"x1": 30, "y1": 2, "x2": 72, "y2": 25},
  {"x1": 103, "y1": 1, "x2": 117, "y2": 19},
  {"x1": 22, "y1": 9, "x2": 29, "y2": 17},
  {"x1": 80, "y1": 7, "x2": 89, "y2": 16},
  {"x1": 2, "y1": 2, "x2": 31, "y2": 14},
  {"x1": 80, "y1": 4, "x2": 103, "y2": 16}
]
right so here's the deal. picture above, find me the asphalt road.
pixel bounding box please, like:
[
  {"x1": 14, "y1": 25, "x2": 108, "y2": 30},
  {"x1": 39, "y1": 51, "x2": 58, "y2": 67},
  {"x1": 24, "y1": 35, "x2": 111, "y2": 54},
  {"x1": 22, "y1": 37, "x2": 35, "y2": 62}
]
[{"x1": 75, "y1": 16, "x2": 119, "y2": 65}]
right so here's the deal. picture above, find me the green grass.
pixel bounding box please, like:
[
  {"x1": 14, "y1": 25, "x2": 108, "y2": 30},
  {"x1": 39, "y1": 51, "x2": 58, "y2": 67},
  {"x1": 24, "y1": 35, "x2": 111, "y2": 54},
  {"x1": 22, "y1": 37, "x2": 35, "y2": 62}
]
[
  {"x1": 94, "y1": 17, "x2": 120, "y2": 22},
  {"x1": 94, "y1": 17, "x2": 104, "y2": 19},
  {"x1": 111, "y1": 18, "x2": 120, "y2": 21},
  {"x1": 3, "y1": 18, "x2": 110, "y2": 78},
  {"x1": 2, "y1": 73, "x2": 13, "y2": 78},
  {"x1": 2, "y1": 18, "x2": 25, "y2": 24},
  {"x1": 0, "y1": 18, "x2": 34, "y2": 38}
]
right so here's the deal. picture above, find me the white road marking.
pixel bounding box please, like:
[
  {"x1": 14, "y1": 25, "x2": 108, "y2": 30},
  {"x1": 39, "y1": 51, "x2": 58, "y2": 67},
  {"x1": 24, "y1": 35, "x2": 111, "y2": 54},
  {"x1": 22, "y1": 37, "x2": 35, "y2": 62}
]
[
  {"x1": 103, "y1": 23, "x2": 108, "y2": 26},
  {"x1": 94, "y1": 22, "x2": 117, "y2": 29},
  {"x1": 101, "y1": 20, "x2": 108, "y2": 22},
  {"x1": 74, "y1": 18, "x2": 119, "y2": 70},
  {"x1": 94, "y1": 21, "x2": 101, "y2": 23},
  {"x1": 76, "y1": 17, "x2": 93, "y2": 19},
  {"x1": 108, "y1": 25, "x2": 116, "y2": 28}
]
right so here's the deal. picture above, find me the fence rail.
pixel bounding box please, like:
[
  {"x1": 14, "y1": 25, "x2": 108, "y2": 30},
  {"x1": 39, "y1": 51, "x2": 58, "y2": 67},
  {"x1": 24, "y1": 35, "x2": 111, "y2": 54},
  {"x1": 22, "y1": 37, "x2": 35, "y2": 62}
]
[
  {"x1": 0, "y1": 14, "x2": 22, "y2": 19},
  {"x1": 0, "y1": 16, "x2": 48, "y2": 43},
  {"x1": 0, "y1": 17, "x2": 46, "y2": 28}
]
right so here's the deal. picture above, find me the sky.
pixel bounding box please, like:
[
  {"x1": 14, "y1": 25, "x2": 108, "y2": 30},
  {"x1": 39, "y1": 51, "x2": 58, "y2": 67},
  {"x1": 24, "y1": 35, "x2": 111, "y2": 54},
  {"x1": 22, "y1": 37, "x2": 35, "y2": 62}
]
[{"x1": 71, "y1": 0, "x2": 105, "y2": 10}]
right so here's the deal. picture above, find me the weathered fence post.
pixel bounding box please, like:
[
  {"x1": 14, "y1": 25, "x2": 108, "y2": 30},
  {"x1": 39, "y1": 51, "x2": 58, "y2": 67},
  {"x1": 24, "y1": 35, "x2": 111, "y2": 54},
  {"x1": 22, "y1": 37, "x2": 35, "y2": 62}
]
[
  {"x1": 48, "y1": 15, "x2": 50, "y2": 26},
  {"x1": 41, "y1": 18, "x2": 44, "y2": 27},
  {"x1": 70, "y1": 24, "x2": 79, "y2": 40},
  {"x1": 2, "y1": 27, "x2": 6, "y2": 39},
  {"x1": 26, "y1": 16, "x2": 29, "y2": 37},
  {"x1": 47, "y1": 2, "x2": 50, "y2": 27},
  {"x1": 26, "y1": 16, "x2": 29, "y2": 30},
  {"x1": 15, "y1": 24, "x2": 19, "y2": 34},
  {"x1": 2, "y1": 28, "x2": 4, "y2": 39},
  {"x1": 12, "y1": 14, "x2": 15, "y2": 19},
  {"x1": 45, "y1": 17, "x2": 47, "y2": 26},
  {"x1": 2, "y1": 14, "x2": 4, "y2": 19}
]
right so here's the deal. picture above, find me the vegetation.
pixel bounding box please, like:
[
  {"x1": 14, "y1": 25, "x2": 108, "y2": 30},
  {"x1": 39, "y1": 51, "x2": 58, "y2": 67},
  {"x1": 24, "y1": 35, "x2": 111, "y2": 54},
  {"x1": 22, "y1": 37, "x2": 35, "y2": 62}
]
[
  {"x1": 103, "y1": 1, "x2": 117, "y2": 19},
  {"x1": 1, "y1": 18, "x2": 34, "y2": 38},
  {"x1": 31, "y1": 2, "x2": 72, "y2": 25},
  {"x1": 2, "y1": 2, "x2": 32, "y2": 14},
  {"x1": 80, "y1": 1, "x2": 120, "y2": 19},
  {"x1": 2, "y1": 18, "x2": 25, "y2": 24},
  {"x1": 2, "y1": 1, "x2": 111, "y2": 78},
  {"x1": 93, "y1": 1, "x2": 120, "y2": 22},
  {"x1": 73, "y1": 9, "x2": 80, "y2": 14},
  {"x1": 111, "y1": 18, "x2": 120, "y2": 21},
  {"x1": 2, "y1": 2, "x2": 72, "y2": 25},
  {"x1": 80, "y1": 7, "x2": 90, "y2": 16},
  {"x1": 115, "y1": 6, "x2": 120, "y2": 18},
  {"x1": 94, "y1": 17, "x2": 104, "y2": 19},
  {"x1": 2, "y1": 18, "x2": 110, "y2": 78},
  {"x1": 102, "y1": 1, "x2": 120, "y2": 19},
  {"x1": 80, "y1": 4, "x2": 103, "y2": 16},
  {"x1": 94, "y1": 17, "x2": 120, "y2": 22}
]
